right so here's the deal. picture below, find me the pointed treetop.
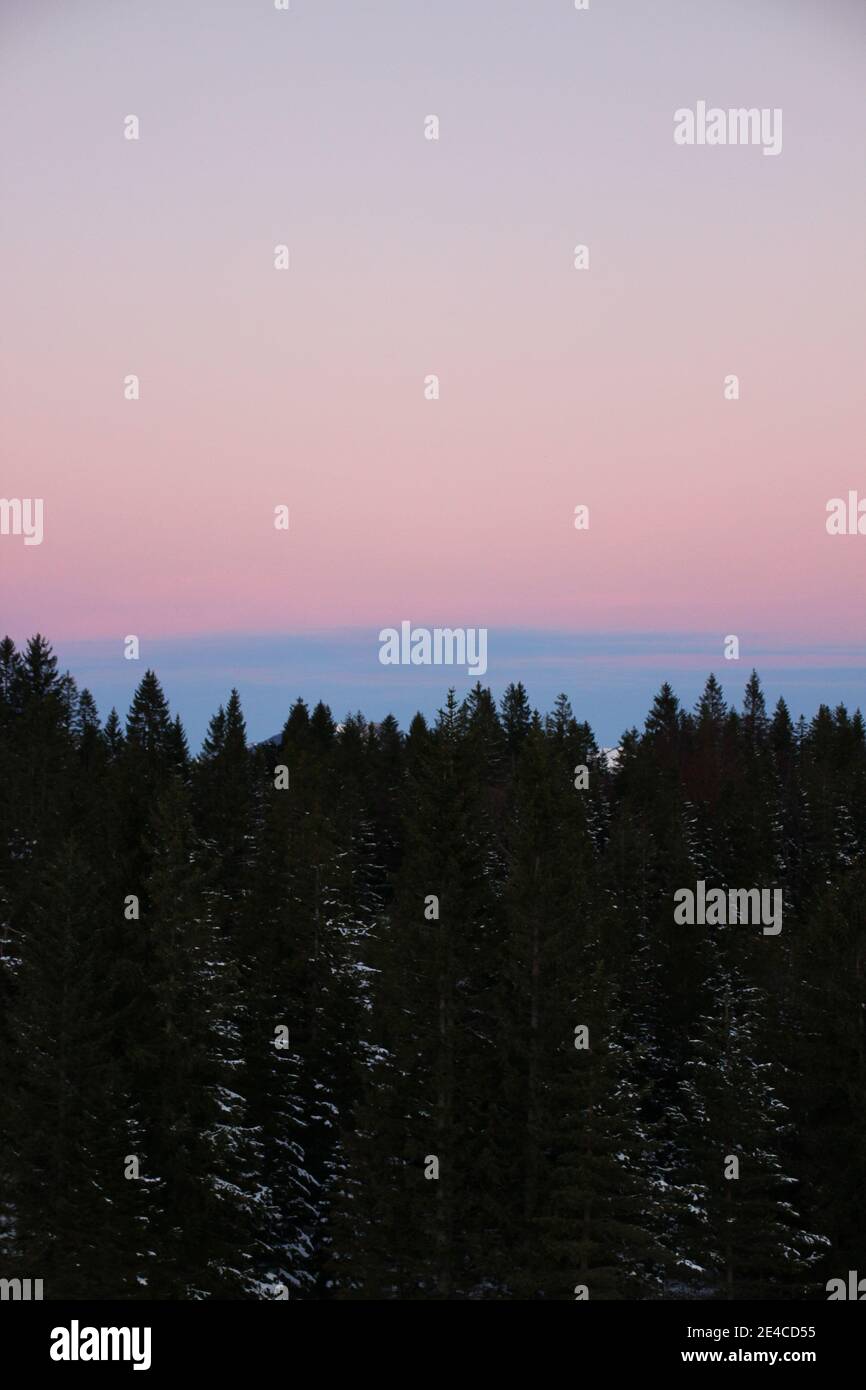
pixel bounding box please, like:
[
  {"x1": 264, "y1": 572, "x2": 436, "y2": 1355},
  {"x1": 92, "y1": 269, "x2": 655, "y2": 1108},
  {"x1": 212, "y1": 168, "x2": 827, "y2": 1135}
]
[
  {"x1": 376, "y1": 712, "x2": 403, "y2": 750},
  {"x1": 126, "y1": 670, "x2": 172, "y2": 752},
  {"x1": 436, "y1": 688, "x2": 465, "y2": 739},
  {"x1": 281, "y1": 697, "x2": 310, "y2": 746},
  {"x1": 103, "y1": 708, "x2": 124, "y2": 755},
  {"x1": 224, "y1": 689, "x2": 248, "y2": 752},
  {"x1": 407, "y1": 711, "x2": 429, "y2": 740},
  {"x1": 548, "y1": 691, "x2": 576, "y2": 739},
  {"x1": 770, "y1": 696, "x2": 793, "y2": 749},
  {"x1": 0, "y1": 637, "x2": 21, "y2": 708},
  {"x1": 644, "y1": 682, "x2": 681, "y2": 738},
  {"x1": 310, "y1": 700, "x2": 336, "y2": 748},
  {"x1": 19, "y1": 633, "x2": 60, "y2": 699},
  {"x1": 742, "y1": 669, "x2": 769, "y2": 742},
  {"x1": 696, "y1": 673, "x2": 726, "y2": 725},
  {"x1": 168, "y1": 714, "x2": 190, "y2": 771},
  {"x1": 74, "y1": 689, "x2": 101, "y2": 740},
  {"x1": 464, "y1": 682, "x2": 500, "y2": 727},
  {"x1": 202, "y1": 705, "x2": 227, "y2": 760},
  {"x1": 500, "y1": 681, "x2": 531, "y2": 749}
]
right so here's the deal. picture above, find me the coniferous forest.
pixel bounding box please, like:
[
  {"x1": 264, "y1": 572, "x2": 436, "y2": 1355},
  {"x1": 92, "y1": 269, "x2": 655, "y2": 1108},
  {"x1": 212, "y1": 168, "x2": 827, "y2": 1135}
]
[{"x1": 1, "y1": 633, "x2": 864, "y2": 1301}]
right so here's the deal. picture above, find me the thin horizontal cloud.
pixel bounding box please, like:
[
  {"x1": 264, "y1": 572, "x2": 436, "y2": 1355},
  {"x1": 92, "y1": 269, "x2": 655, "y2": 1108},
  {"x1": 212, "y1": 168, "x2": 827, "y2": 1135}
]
[{"x1": 43, "y1": 628, "x2": 866, "y2": 753}]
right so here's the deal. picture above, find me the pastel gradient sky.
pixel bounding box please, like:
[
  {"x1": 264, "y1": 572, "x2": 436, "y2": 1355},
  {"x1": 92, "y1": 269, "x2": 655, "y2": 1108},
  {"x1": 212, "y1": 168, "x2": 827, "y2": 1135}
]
[{"x1": 2, "y1": 0, "x2": 864, "y2": 744}]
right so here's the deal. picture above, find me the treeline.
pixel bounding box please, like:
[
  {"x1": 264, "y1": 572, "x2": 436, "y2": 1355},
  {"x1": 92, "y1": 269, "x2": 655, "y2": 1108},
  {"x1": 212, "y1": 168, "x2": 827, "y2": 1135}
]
[{"x1": 1, "y1": 634, "x2": 864, "y2": 1300}]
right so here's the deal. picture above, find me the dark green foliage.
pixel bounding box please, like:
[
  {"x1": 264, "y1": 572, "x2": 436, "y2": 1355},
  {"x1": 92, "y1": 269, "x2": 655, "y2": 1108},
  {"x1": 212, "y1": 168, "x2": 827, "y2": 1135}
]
[{"x1": 1, "y1": 636, "x2": 863, "y2": 1300}]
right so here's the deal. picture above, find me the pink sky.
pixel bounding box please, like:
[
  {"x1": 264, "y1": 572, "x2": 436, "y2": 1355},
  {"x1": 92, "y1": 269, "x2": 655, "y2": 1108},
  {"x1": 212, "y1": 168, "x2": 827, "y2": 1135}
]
[{"x1": 2, "y1": 0, "x2": 864, "y2": 649}]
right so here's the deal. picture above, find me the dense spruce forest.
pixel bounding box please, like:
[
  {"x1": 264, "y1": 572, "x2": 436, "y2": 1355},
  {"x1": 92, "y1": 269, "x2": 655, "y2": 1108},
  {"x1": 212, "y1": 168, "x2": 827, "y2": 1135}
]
[{"x1": 1, "y1": 633, "x2": 864, "y2": 1300}]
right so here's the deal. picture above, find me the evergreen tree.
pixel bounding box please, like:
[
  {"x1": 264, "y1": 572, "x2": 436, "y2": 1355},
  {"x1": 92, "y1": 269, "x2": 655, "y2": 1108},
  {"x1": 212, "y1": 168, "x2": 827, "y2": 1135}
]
[
  {"x1": 677, "y1": 962, "x2": 828, "y2": 1298},
  {"x1": 135, "y1": 777, "x2": 265, "y2": 1297},
  {"x1": 1, "y1": 641, "x2": 863, "y2": 1302},
  {"x1": 3, "y1": 837, "x2": 137, "y2": 1296}
]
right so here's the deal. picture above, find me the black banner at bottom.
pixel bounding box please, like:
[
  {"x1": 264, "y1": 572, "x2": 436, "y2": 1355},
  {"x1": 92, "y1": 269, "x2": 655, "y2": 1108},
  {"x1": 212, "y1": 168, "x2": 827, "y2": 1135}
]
[{"x1": 0, "y1": 1298, "x2": 861, "y2": 1376}]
